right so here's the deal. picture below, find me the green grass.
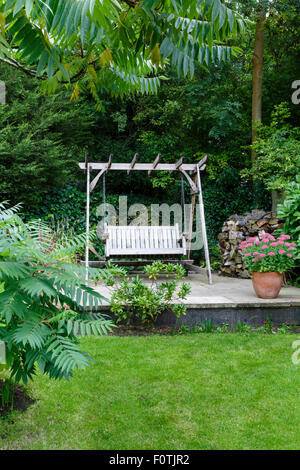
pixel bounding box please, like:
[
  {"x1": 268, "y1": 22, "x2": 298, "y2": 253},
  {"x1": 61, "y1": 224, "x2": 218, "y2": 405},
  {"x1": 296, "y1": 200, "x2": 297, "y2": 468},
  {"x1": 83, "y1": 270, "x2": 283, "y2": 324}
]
[{"x1": 0, "y1": 334, "x2": 300, "y2": 450}]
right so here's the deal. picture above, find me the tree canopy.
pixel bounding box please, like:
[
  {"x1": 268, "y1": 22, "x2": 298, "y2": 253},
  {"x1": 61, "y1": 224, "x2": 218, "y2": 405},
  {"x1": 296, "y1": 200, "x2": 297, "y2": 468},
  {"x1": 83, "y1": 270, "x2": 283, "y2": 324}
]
[
  {"x1": 0, "y1": 0, "x2": 246, "y2": 107},
  {"x1": 0, "y1": 0, "x2": 299, "y2": 245}
]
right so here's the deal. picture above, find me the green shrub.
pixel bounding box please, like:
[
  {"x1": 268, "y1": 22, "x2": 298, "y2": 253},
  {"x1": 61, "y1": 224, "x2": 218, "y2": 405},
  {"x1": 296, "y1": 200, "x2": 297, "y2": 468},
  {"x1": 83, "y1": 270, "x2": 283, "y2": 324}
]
[
  {"x1": 216, "y1": 323, "x2": 229, "y2": 333},
  {"x1": 277, "y1": 176, "x2": 300, "y2": 255},
  {"x1": 277, "y1": 176, "x2": 300, "y2": 284},
  {"x1": 233, "y1": 321, "x2": 252, "y2": 334},
  {"x1": 100, "y1": 261, "x2": 191, "y2": 326},
  {"x1": 242, "y1": 104, "x2": 300, "y2": 192},
  {"x1": 0, "y1": 203, "x2": 114, "y2": 385},
  {"x1": 0, "y1": 378, "x2": 16, "y2": 412},
  {"x1": 263, "y1": 317, "x2": 273, "y2": 334},
  {"x1": 278, "y1": 324, "x2": 289, "y2": 334},
  {"x1": 0, "y1": 63, "x2": 99, "y2": 207},
  {"x1": 198, "y1": 319, "x2": 218, "y2": 333}
]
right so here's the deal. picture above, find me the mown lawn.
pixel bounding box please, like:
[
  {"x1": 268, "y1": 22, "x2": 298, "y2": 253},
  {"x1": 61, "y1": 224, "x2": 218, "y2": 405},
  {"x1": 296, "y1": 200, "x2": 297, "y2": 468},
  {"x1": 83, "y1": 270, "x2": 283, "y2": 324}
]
[{"x1": 0, "y1": 334, "x2": 299, "y2": 450}]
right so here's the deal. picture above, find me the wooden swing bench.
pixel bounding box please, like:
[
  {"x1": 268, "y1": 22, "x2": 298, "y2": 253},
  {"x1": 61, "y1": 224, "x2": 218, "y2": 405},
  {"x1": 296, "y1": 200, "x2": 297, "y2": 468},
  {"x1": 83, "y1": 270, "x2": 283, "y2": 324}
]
[
  {"x1": 102, "y1": 223, "x2": 187, "y2": 258},
  {"x1": 92, "y1": 223, "x2": 198, "y2": 273}
]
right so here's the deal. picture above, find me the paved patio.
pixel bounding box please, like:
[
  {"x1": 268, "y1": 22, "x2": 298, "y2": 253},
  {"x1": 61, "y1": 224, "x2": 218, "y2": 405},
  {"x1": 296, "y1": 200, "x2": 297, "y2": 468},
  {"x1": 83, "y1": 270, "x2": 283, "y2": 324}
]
[{"x1": 92, "y1": 272, "x2": 300, "y2": 310}]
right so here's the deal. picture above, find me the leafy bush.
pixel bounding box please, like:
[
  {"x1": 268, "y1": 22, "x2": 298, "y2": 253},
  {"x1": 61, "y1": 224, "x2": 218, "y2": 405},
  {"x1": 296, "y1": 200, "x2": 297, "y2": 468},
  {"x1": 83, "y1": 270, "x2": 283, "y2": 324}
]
[
  {"x1": 99, "y1": 261, "x2": 191, "y2": 325},
  {"x1": 0, "y1": 63, "x2": 99, "y2": 207},
  {"x1": 242, "y1": 103, "x2": 300, "y2": 191},
  {"x1": 233, "y1": 321, "x2": 252, "y2": 334},
  {"x1": 277, "y1": 175, "x2": 300, "y2": 284},
  {"x1": 197, "y1": 320, "x2": 218, "y2": 333},
  {"x1": 0, "y1": 203, "x2": 114, "y2": 384},
  {"x1": 277, "y1": 176, "x2": 300, "y2": 256}
]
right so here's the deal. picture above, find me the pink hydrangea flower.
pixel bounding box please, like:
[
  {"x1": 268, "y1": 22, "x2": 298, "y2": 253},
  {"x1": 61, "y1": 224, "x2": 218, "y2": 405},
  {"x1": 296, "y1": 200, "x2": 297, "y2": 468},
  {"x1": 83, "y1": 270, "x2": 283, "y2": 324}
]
[
  {"x1": 261, "y1": 239, "x2": 269, "y2": 244},
  {"x1": 263, "y1": 233, "x2": 275, "y2": 240},
  {"x1": 279, "y1": 235, "x2": 291, "y2": 240},
  {"x1": 290, "y1": 242, "x2": 296, "y2": 247},
  {"x1": 253, "y1": 251, "x2": 259, "y2": 255},
  {"x1": 286, "y1": 253, "x2": 292, "y2": 258},
  {"x1": 268, "y1": 252, "x2": 276, "y2": 256},
  {"x1": 244, "y1": 253, "x2": 251, "y2": 257},
  {"x1": 270, "y1": 242, "x2": 279, "y2": 247},
  {"x1": 259, "y1": 253, "x2": 266, "y2": 258},
  {"x1": 254, "y1": 240, "x2": 261, "y2": 245},
  {"x1": 278, "y1": 250, "x2": 286, "y2": 254},
  {"x1": 262, "y1": 245, "x2": 268, "y2": 249},
  {"x1": 277, "y1": 241, "x2": 285, "y2": 245},
  {"x1": 288, "y1": 246, "x2": 295, "y2": 251}
]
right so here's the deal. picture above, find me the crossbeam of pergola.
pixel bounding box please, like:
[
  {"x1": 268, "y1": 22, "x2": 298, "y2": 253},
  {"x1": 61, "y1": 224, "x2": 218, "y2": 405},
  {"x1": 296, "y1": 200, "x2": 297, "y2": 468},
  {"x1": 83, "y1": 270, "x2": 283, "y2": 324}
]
[
  {"x1": 79, "y1": 154, "x2": 212, "y2": 284},
  {"x1": 79, "y1": 161, "x2": 204, "y2": 173}
]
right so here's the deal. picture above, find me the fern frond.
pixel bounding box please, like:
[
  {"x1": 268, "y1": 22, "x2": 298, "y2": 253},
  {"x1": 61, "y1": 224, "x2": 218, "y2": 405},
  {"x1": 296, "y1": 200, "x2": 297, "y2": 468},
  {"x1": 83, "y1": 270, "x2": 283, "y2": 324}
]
[
  {"x1": 0, "y1": 202, "x2": 114, "y2": 384},
  {"x1": 46, "y1": 334, "x2": 92, "y2": 377},
  {"x1": 0, "y1": 261, "x2": 30, "y2": 280},
  {"x1": 11, "y1": 319, "x2": 51, "y2": 349},
  {"x1": 0, "y1": 288, "x2": 29, "y2": 323}
]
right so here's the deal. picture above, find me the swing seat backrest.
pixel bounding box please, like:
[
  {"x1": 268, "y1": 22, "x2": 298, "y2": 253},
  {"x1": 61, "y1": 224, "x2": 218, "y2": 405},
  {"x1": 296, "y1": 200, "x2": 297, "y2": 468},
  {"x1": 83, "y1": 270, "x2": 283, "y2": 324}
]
[{"x1": 102, "y1": 223, "x2": 187, "y2": 258}]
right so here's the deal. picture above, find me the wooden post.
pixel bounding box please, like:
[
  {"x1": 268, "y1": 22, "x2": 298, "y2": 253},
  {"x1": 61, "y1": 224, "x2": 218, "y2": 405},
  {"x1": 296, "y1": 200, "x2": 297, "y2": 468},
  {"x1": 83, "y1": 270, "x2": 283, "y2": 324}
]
[
  {"x1": 85, "y1": 160, "x2": 90, "y2": 282},
  {"x1": 187, "y1": 174, "x2": 197, "y2": 259},
  {"x1": 103, "y1": 172, "x2": 106, "y2": 205},
  {"x1": 196, "y1": 164, "x2": 212, "y2": 284},
  {"x1": 181, "y1": 175, "x2": 185, "y2": 231}
]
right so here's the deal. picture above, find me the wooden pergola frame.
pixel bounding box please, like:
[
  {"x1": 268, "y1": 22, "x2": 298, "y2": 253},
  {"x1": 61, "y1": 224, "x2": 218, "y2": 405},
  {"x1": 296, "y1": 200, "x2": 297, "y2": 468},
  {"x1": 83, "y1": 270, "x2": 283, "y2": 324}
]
[{"x1": 78, "y1": 154, "x2": 212, "y2": 284}]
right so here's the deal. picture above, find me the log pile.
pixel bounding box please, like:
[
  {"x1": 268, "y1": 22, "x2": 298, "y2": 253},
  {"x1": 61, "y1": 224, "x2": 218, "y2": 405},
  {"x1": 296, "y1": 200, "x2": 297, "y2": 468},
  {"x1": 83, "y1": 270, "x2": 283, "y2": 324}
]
[{"x1": 218, "y1": 209, "x2": 285, "y2": 278}]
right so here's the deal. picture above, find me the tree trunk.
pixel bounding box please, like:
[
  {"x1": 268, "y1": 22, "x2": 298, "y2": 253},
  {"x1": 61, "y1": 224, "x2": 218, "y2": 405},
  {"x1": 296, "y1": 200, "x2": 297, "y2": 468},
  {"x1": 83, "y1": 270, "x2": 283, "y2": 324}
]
[
  {"x1": 251, "y1": 11, "x2": 266, "y2": 164},
  {"x1": 272, "y1": 189, "x2": 285, "y2": 213}
]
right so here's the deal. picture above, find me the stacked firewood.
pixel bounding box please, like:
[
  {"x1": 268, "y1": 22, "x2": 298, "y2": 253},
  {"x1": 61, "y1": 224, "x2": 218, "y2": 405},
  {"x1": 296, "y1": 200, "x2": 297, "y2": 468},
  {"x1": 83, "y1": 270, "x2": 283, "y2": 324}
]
[{"x1": 218, "y1": 209, "x2": 285, "y2": 278}]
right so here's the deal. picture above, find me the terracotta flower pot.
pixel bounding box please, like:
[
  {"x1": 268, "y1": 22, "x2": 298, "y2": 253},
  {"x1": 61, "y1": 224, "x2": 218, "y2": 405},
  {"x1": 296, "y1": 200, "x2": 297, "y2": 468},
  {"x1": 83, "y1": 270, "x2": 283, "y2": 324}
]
[{"x1": 252, "y1": 272, "x2": 283, "y2": 299}]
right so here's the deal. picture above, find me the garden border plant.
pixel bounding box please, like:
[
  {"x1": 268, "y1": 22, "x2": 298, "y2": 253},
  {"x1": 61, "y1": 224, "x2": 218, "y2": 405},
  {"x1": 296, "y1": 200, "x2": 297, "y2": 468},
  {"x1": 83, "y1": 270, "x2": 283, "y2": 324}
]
[
  {"x1": 97, "y1": 261, "x2": 191, "y2": 326},
  {"x1": 277, "y1": 175, "x2": 300, "y2": 286},
  {"x1": 176, "y1": 318, "x2": 296, "y2": 336},
  {"x1": 0, "y1": 202, "x2": 114, "y2": 386}
]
